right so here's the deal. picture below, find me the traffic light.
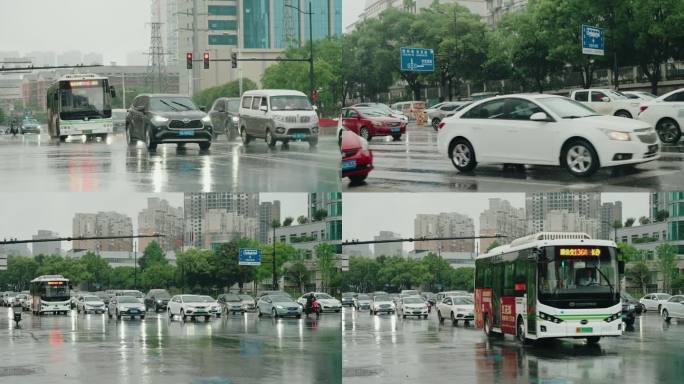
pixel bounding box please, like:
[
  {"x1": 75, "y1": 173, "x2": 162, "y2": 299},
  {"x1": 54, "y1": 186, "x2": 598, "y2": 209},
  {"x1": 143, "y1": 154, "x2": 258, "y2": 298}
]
[
  {"x1": 186, "y1": 52, "x2": 193, "y2": 69},
  {"x1": 231, "y1": 52, "x2": 238, "y2": 69},
  {"x1": 203, "y1": 52, "x2": 210, "y2": 69}
]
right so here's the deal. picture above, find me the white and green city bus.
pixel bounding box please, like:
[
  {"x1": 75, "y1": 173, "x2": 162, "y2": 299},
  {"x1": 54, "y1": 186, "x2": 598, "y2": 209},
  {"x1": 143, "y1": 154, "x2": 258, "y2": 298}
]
[
  {"x1": 46, "y1": 74, "x2": 115, "y2": 141},
  {"x1": 30, "y1": 275, "x2": 71, "y2": 315},
  {"x1": 475, "y1": 232, "x2": 625, "y2": 345}
]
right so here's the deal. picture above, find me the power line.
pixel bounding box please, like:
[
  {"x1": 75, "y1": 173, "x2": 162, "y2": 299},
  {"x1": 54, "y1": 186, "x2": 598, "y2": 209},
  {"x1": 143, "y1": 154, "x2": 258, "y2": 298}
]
[
  {"x1": 342, "y1": 235, "x2": 507, "y2": 246},
  {"x1": 1, "y1": 234, "x2": 164, "y2": 245},
  {"x1": 0, "y1": 64, "x2": 103, "y2": 72}
]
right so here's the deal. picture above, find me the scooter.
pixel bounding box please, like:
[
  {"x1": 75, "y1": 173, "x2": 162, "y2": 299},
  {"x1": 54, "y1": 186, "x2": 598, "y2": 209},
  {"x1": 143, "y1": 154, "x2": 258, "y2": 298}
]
[
  {"x1": 304, "y1": 300, "x2": 321, "y2": 319},
  {"x1": 12, "y1": 299, "x2": 22, "y2": 327}
]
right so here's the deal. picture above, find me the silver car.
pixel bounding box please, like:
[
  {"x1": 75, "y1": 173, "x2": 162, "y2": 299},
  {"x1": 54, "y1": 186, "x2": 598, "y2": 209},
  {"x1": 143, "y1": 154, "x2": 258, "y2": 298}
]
[
  {"x1": 257, "y1": 294, "x2": 302, "y2": 318},
  {"x1": 239, "y1": 294, "x2": 256, "y2": 312},
  {"x1": 219, "y1": 293, "x2": 244, "y2": 315},
  {"x1": 77, "y1": 295, "x2": 106, "y2": 314},
  {"x1": 108, "y1": 296, "x2": 146, "y2": 320},
  {"x1": 426, "y1": 101, "x2": 470, "y2": 130},
  {"x1": 353, "y1": 294, "x2": 371, "y2": 310}
]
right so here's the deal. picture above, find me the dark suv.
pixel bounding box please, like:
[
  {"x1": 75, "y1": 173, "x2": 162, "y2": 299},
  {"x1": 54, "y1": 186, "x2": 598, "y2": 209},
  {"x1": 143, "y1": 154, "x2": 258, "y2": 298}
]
[
  {"x1": 145, "y1": 289, "x2": 171, "y2": 312},
  {"x1": 126, "y1": 94, "x2": 213, "y2": 151},
  {"x1": 208, "y1": 97, "x2": 241, "y2": 140}
]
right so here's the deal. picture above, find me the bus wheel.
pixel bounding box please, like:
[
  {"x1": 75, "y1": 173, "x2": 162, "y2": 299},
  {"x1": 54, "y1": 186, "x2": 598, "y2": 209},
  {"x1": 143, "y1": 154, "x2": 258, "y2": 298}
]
[
  {"x1": 586, "y1": 336, "x2": 601, "y2": 345},
  {"x1": 59, "y1": 136, "x2": 67, "y2": 142}
]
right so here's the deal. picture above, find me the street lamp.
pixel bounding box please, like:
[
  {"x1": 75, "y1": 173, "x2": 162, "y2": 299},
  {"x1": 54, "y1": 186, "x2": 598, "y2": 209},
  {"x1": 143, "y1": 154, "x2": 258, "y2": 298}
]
[
  {"x1": 272, "y1": 225, "x2": 277, "y2": 290},
  {"x1": 284, "y1": 2, "x2": 315, "y2": 103}
]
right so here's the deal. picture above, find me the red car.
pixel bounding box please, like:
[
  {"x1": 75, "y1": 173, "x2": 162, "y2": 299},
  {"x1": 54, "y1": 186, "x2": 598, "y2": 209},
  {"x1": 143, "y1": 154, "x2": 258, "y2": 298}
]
[
  {"x1": 340, "y1": 107, "x2": 406, "y2": 141},
  {"x1": 338, "y1": 121, "x2": 373, "y2": 183}
]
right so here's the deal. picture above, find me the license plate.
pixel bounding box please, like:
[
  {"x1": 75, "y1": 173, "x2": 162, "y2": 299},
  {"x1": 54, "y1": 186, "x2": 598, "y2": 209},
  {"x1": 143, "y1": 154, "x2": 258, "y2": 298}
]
[
  {"x1": 130, "y1": 309, "x2": 138, "y2": 313},
  {"x1": 390, "y1": 128, "x2": 400, "y2": 133},
  {"x1": 342, "y1": 160, "x2": 357, "y2": 170},
  {"x1": 196, "y1": 311, "x2": 205, "y2": 314},
  {"x1": 292, "y1": 133, "x2": 306, "y2": 140},
  {"x1": 179, "y1": 130, "x2": 195, "y2": 136},
  {"x1": 576, "y1": 327, "x2": 593, "y2": 333}
]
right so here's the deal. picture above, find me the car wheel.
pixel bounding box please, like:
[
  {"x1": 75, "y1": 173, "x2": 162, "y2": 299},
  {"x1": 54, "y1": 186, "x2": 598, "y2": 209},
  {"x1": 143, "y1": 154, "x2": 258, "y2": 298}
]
[
  {"x1": 199, "y1": 142, "x2": 211, "y2": 151},
  {"x1": 437, "y1": 310, "x2": 443, "y2": 324},
  {"x1": 483, "y1": 314, "x2": 495, "y2": 337},
  {"x1": 168, "y1": 309, "x2": 173, "y2": 320},
  {"x1": 561, "y1": 139, "x2": 599, "y2": 177},
  {"x1": 402, "y1": 312, "x2": 406, "y2": 319},
  {"x1": 272, "y1": 308, "x2": 278, "y2": 318},
  {"x1": 108, "y1": 310, "x2": 112, "y2": 319},
  {"x1": 392, "y1": 134, "x2": 401, "y2": 141},
  {"x1": 257, "y1": 309, "x2": 263, "y2": 318},
  {"x1": 359, "y1": 126, "x2": 371, "y2": 141},
  {"x1": 658, "y1": 304, "x2": 662, "y2": 312},
  {"x1": 656, "y1": 118, "x2": 681, "y2": 144},
  {"x1": 204, "y1": 316, "x2": 210, "y2": 322},
  {"x1": 450, "y1": 138, "x2": 477, "y2": 172},
  {"x1": 241, "y1": 128, "x2": 252, "y2": 145},
  {"x1": 140, "y1": 315, "x2": 145, "y2": 320},
  {"x1": 662, "y1": 309, "x2": 671, "y2": 322},
  {"x1": 614, "y1": 110, "x2": 632, "y2": 119},
  {"x1": 349, "y1": 174, "x2": 368, "y2": 184},
  {"x1": 423, "y1": 314, "x2": 428, "y2": 319},
  {"x1": 432, "y1": 118, "x2": 441, "y2": 131},
  {"x1": 265, "y1": 130, "x2": 277, "y2": 148},
  {"x1": 116, "y1": 310, "x2": 121, "y2": 320},
  {"x1": 296, "y1": 314, "x2": 301, "y2": 319},
  {"x1": 586, "y1": 336, "x2": 601, "y2": 345},
  {"x1": 126, "y1": 124, "x2": 134, "y2": 145},
  {"x1": 145, "y1": 127, "x2": 157, "y2": 151},
  {"x1": 451, "y1": 312, "x2": 457, "y2": 327}
]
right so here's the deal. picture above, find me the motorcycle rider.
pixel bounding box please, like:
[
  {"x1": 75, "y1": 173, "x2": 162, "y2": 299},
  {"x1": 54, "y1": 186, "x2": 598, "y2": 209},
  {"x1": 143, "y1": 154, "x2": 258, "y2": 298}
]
[
  {"x1": 12, "y1": 295, "x2": 22, "y2": 326},
  {"x1": 305, "y1": 294, "x2": 320, "y2": 319}
]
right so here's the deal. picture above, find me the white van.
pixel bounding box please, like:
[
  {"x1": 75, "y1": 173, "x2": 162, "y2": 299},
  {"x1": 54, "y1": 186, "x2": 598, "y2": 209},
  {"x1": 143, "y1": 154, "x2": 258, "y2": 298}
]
[{"x1": 239, "y1": 89, "x2": 319, "y2": 148}]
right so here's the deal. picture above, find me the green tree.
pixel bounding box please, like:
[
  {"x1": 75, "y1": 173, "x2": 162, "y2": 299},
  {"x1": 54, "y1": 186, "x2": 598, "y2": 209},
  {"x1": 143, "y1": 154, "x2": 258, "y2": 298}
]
[
  {"x1": 656, "y1": 243, "x2": 677, "y2": 291},
  {"x1": 283, "y1": 217, "x2": 294, "y2": 227},
  {"x1": 297, "y1": 215, "x2": 309, "y2": 225},
  {"x1": 255, "y1": 242, "x2": 298, "y2": 289},
  {"x1": 80, "y1": 252, "x2": 112, "y2": 291},
  {"x1": 285, "y1": 261, "x2": 311, "y2": 294},
  {"x1": 626, "y1": 262, "x2": 651, "y2": 295},
  {"x1": 448, "y1": 267, "x2": 475, "y2": 291},
  {"x1": 4, "y1": 256, "x2": 39, "y2": 291},
  {"x1": 624, "y1": 217, "x2": 636, "y2": 227},
  {"x1": 486, "y1": 241, "x2": 501, "y2": 252},
  {"x1": 639, "y1": 216, "x2": 651, "y2": 225},
  {"x1": 618, "y1": 242, "x2": 642, "y2": 262},
  {"x1": 315, "y1": 243, "x2": 338, "y2": 292},
  {"x1": 654, "y1": 210, "x2": 669, "y2": 223},
  {"x1": 140, "y1": 263, "x2": 176, "y2": 291},
  {"x1": 192, "y1": 78, "x2": 258, "y2": 109},
  {"x1": 175, "y1": 248, "x2": 214, "y2": 292},
  {"x1": 312, "y1": 209, "x2": 328, "y2": 222},
  {"x1": 211, "y1": 239, "x2": 258, "y2": 292},
  {"x1": 109, "y1": 267, "x2": 135, "y2": 289},
  {"x1": 138, "y1": 241, "x2": 168, "y2": 270},
  {"x1": 0, "y1": 107, "x2": 6, "y2": 125}
]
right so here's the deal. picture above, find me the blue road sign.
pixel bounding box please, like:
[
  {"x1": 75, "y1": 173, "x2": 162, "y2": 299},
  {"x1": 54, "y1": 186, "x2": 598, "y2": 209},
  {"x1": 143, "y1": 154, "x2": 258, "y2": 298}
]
[
  {"x1": 582, "y1": 25, "x2": 604, "y2": 56},
  {"x1": 239, "y1": 248, "x2": 261, "y2": 266},
  {"x1": 400, "y1": 47, "x2": 434, "y2": 72}
]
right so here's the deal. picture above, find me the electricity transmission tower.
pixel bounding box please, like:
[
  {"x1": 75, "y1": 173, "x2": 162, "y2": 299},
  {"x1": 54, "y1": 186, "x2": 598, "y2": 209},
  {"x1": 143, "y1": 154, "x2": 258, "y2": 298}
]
[
  {"x1": 283, "y1": 0, "x2": 299, "y2": 48},
  {"x1": 145, "y1": 22, "x2": 168, "y2": 93}
]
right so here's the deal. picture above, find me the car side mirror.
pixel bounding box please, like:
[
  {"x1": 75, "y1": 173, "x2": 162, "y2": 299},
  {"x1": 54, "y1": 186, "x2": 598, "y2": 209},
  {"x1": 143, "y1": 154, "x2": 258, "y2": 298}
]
[
  {"x1": 199, "y1": 106, "x2": 207, "y2": 112},
  {"x1": 134, "y1": 105, "x2": 145, "y2": 112},
  {"x1": 530, "y1": 112, "x2": 550, "y2": 122},
  {"x1": 601, "y1": 96, "x2": 610, "y2": 102},
  {"x1": 259, "y1": 105, "x2": 268, "y2": 112}
]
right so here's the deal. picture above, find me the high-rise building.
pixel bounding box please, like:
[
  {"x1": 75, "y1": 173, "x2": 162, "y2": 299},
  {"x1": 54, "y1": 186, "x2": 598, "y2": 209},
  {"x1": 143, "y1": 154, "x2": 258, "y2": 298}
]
[
  {"x1": 343, "y1": 243, "x2": 372, "y2": 257},
  {"x1": 651, "y1": 192, "x2": 684, "y2": 259},
  {"x1": 485, "y1": 0, "x2": 528, "y2": 26},
  {"x1": 162, "y1": 0, "x2": 342, "y2": 93},
  {"x1": 544, "y1": 210, "x2": 599, "y2": 238},
  {"x1": 56, "y1": 50, "x2": 83, "y2": 66},
  {"x1": 308, "y1": 192, "x2": 342, "y2": 252},
  {"x1": 184, "y1": 193, "x2": 260, "y2": 247},
  {"x1": 414, "y1": 212, "x2": 475, "y2": 253},
  {"x1": 349, "y1": 0, "x2": 487, "y2": 31},
  {"x1": 259, "y1": 201, "x2": 281, "y2": 243},
  {"x1": 32, "y1": 230, "x2": 61, "y2": 256},
  {"x1": 479, "y1": 198, "x2": 527, "y2": 252},
  {"x1": 72, "y1": 212, "x2": 133, "y2": 252},
  {"x1": 82, "y1": 52, "x2": 103, "y2": 65},
  {"x1": 526, "y1": 193, "x2": 601, "y2": 234},
  {"x1": 25, "y1": 51, "x2": 56, "y2": 67},
  {"x1": 203, "y1": 209, "x2": 259, "y2": 248},
  {"x1": 373, "y1": 231, "x2": 403, "y2": 257},
  {"x1": 600, "y1": 201, "x2": 623, "y2": 240},
  {"x1": 138, "y1": 198, "x2": 184, "y2": 252}
]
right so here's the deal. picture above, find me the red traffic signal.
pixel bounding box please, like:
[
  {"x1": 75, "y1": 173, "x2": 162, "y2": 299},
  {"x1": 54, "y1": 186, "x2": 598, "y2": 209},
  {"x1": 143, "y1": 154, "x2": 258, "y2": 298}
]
[
  {"x1": 186, "y1": 52, "x2": 193, "y2": 69},
  {"x1": 203, "y1": 52, "x2": 210, "y2": 69},
  {"x1": 311, "y1": 89, "x2": 318, "y2": 101}
]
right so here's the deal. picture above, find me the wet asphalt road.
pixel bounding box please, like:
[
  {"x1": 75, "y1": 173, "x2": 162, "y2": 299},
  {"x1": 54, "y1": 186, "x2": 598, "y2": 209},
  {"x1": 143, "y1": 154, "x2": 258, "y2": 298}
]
[
  {"x1": 0, "y1": 130, "x2": 341, "y2": 193},
  {"x1": 342, "y1": 307, "x2": 684, "y2": 384},
  {"x1": 0, "y1": 307, "x2": 341, "y2": 384},
  {"x1": 343, "y1": 124, "x2": 684, "y2": 192}
]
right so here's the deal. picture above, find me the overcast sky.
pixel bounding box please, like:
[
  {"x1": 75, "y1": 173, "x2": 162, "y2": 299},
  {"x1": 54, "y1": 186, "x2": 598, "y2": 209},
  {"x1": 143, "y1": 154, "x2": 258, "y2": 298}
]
[
  {"x1": 343, "y1": 193, "x2": 649, "y2": 253},
  {"x1": 0, "y1": 0, "x2": 150, "y2": 64},
  {"x1": 0, "y1": 193, "x2": 307, "y2": 253},
  {"x1": 343, "y1": 0, "x2": 366, "y2": 30}
]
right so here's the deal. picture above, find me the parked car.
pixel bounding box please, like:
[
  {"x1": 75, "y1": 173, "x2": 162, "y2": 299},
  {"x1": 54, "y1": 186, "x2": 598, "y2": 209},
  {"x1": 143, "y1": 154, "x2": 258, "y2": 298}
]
[
  {"x1": 352, "y1": 102, "x2": 408, "y2": 123},
  {"x1": 77, "y1": 295, "x2": 106, "y2": 314},
  {"x1": 621, "y1": 291, "x2": 644, "y2": 314},
  {"x1": 370, "y1": 294, "x2": 395, "y2": 315},
  {"x1": 126, "y1": 94, "x2": 213, "y2": 151},
  {"x1": 437, "y1": 94, "x2": 660, "y2": 177},
  {"x1": 340, "y1": 107, "x2": 406, "y2": 141},
  {"x1": 640, "y1": 293, "x2": 672, "y2": 312},
  {"x1": 239, "y1": 294, "x2": 256, "y2": 312},
  {"x1": 436, "y1": 295, "x2": 474, "y2": 326},
  {"x1": 397, "y1": 296, "x2": 429, "y2": 319},
  {"x1": 20, "y1": 118, "x2": 41, "y2": 134},
  {"x1": 570, "y1": 88, "x2": 641, "y2": 118},
  {"x1": 339, "y1": 121, "x2": 373, "y2": 184},
  {"x1": 167, "y1": 294, "x2": 213, "y2": 322},
  {"x1": 390, "y1": 100, "x2": 426, "y2": 120},
  {"x1": 622, "y1": 91, "x2": 657, "y2": 101},
  {"x1": 297, "y1": 292, "x2": 342, "y2": 313},
  {"x1": 208, "y1": 97, "x2": 241, "y2": 139},
  {"x1": 660, "y1": 295, "x2": 684, "y2": 322},
  {"x1": 112, "y1": 108, "x2": 127, "y2": 132},
  {"x1": 353, "y1": 294, "x2": 372, "y2": 310},
  {"x1": 257, "y1": 294, "x2": 302, "y2": 318},
  {"x1": 637, "y1": 87, "x2": 684, "y2": 144},
  {"x1": 425, "y1": 101, "x2": 470, "y2": 130},
  {"x1": 200, "y1": 295, "x2": 221, "y2": 318},
  {"x1": 239, "y1": 89, "x2": 319, "y2": 148},
  {"x1": 218, "y1": 293, "x2": 244, "y2": 315},
  {"x1": 108, "y1": 296, "x2": 146, "y2": 320},
  {"x1": 341, "y1": 292, "x2": 356, "y2": 307},
  {"x1": 145, "y1": 289, "x2": 171, "y2": 312}
]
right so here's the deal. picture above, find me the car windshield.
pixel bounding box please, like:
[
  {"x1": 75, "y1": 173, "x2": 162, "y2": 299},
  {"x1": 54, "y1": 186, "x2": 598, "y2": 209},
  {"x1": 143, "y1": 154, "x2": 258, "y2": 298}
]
[
  {"x1": 638, "y1": 92, "x2": 657, "y2": 99},
  {"x1": 123, "y1": 291, "x2": 144, "y2": 298},
  {"x1": 181, "y1": 295, "x2": 203, "y2": 303},
  {"x1": 403, "y1": 291, "x2": 419, "y2": 295},
  {"x1": 357, "y1": 294, "x2": 370, "y2": 300},
  {"x1": 403, "y1": 297, "x2": 424, "y2": 304},
  {"x1": 537, "y1": 97, "x2": 600, "y2": 119},
  {"x1": 374, "y1": 295, "x2": 390, "y2": 301},
  {"x1": 358, "y1": 108, "x2": 387, "y2": 117},
  {"x1": 238, "y1": 294, "x2": 253, "y2": 301},
  {"x1": 153, "y1": 292, "x2": 170, "y2": 299},
  {"x1": 621, "y1": 292, "x2": 636, "y2": 301},
  {"x1": 16, "y1": 294, "x2": 27, "y2": 299},
  {"x1": 342, "y1": 293, "x2": 354, "y2": 298},
  {"x1": 149, "y1": 97, "x2": 198, "y2": 112},
  {"x1": 226, "y1": 99, "x2": 240, "y2": 113},
  {"x1": 84, "y1": 296, "x2": 100, "y2": 302},
  {"x1": 656, "y1": 294, "x2": 672, "y2": 300},
  {"x1": 270, "y1": 95, "x2": 312, "y2": 111},
  {"x1": 451, "y1": 297, "x2": 473, "y2": 305},
  {"x1": 316, "y1": 293, "x2": 333, "y2": 299},
  {"x1": 270, "y1": 295, "x2": 294, "y2": 303},
  {"x1": 200, "y1": 296, "x2": 215, "y2": 302},
  {"x1": 117, "y1": 296, "x2": 139, "y2": 303},
  {"x1": 224, "y1": 294, "x2": 241, "y2": 302}
]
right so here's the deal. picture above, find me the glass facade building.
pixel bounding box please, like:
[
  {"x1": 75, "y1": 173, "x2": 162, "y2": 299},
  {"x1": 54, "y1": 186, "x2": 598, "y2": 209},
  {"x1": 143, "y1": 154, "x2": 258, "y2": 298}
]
[
  {"x1": 652, "y1": 192, "x2": 684, "y2": 255},
  {"x1": 243, "y1": 0, "x2": 271, "y2": 48},
  {"x1": 273, "y1": 0, "x2": 301, "y2": 48}
]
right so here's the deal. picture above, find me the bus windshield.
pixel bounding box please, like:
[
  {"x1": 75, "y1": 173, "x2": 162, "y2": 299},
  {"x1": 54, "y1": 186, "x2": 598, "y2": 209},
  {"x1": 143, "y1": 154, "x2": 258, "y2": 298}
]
[
  {"x1": 44, "y1": 284, "x2": 69, "y2": 301},
  {"x1": 538, "y1": 246, "x2": 618, "y2": 304},
  {"x1": 59, "y1": 80, "x2": 110, "y2": 120}
]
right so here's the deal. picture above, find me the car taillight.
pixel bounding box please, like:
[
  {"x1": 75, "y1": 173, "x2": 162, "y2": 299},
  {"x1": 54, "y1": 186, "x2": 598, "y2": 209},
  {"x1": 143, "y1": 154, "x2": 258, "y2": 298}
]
[
  {"x1": 639, "y1": 106, "x2": 648, "y2": 114},
  {"x1": 438, "y1": 122, "x2": 445, "y2": 130}
]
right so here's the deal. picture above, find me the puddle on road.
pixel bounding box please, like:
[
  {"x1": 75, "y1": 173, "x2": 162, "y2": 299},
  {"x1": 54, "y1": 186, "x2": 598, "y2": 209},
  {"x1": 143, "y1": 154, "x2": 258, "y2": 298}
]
[{"x1": 0, "y1": 365, "x2": 45, "y2": 377}]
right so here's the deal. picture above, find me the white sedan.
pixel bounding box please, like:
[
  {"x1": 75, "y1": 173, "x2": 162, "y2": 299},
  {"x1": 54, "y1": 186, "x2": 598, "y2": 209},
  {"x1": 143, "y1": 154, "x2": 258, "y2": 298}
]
[
  {"x1": 370, "y1": 294, "x2": 395, "y2": 315},
  {"x1": 437, "y1": 94, "x2": 660, "y2": 177},
  {"x1": 637, "y1": 88, "x2": 684, "y2": 144},
  {"x1": 639, "y1": 293, "x2": 672, "y2": 312},
  {"x1": 570, "y1": 88, "x2": 641, "y2": 118},
  {"x1": 660, "y1": 295, "x2": 684, "y2": 322},
  {"x1": 77, "y1": 295, "x2": 106, "y2": 314},
  {"x1": 296, "y1": 292, "x2": 342, "y2": 313},
  {"x1": 107, "y1": 296, "x2": 146, "y2": 320},
  {"x1": 397, "y1": 296, "x2": 429, "y2": 319},
  {"x1": 168, "y1": 294, "x2": 213, "y2": 321},
  {"x1": 437, "y1": 296, "x2": 474, "y2": 326}
]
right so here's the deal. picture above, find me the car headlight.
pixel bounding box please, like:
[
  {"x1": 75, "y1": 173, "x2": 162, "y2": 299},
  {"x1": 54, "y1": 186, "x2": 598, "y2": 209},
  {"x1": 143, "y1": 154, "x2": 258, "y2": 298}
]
[
  {"x1": 628, "y1": 304, "x2": 635, "y2": 310},
  {"x1": 201, "y1": 115, "x2": 212, "y2": 124},
  {"x1": 151, "y1": 115, "x2": 169, "y2": 125},
  {"x1": 601, "y1": 129, "x2": 631, "y2": 141},
  {"x1": 276, "y1": 305, "x2": 284, "y2": 309},
  {"x1": 231, "y1": 116, "x2": 239, "y2": 123}
]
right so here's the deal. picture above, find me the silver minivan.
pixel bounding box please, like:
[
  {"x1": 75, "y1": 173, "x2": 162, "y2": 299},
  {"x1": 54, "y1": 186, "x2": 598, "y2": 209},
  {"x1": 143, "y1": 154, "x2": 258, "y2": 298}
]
[{"x1": 238, "y1": 89, "x2": 319, "y2": 148}]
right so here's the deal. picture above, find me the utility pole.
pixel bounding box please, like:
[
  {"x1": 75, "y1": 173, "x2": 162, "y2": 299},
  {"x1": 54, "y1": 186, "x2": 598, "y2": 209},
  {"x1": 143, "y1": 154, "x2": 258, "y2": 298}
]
[
  {"x1": 134, "y1": 240, "x2": 138, "y2": 290},
  {"x1": 192, "y1": 0, "x2": 199, "y2": 96},
  {"x1": 284, "y1": 2, "x2": 316, "y2": 103},
  {"x1": 272, "y1": 225, "x2": 277, "y2": 290}
]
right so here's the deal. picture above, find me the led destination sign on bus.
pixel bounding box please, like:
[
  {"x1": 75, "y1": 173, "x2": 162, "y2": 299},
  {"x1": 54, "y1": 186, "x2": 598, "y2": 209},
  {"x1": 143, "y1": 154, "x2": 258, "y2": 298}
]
[
  {"x1": 47, "y1": 281, "x2": 65, "y2": 285},
  {"x1": 558, "y1": 247, "x2": 602, "y2": 257},
  {"x1": 69, "y1": 80, "x2": 100, "y2": 87}
]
